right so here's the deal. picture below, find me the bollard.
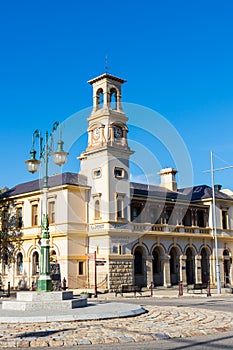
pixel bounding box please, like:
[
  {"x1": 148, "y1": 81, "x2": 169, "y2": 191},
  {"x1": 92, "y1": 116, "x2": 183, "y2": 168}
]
[
  {"x1": 61, "y1": 277, "x2": 67, "y2": 290},
  {"x1": 178, "y1": 281, "x2": 183, "y2": 296},
  {"x1": 150, "y1": 281, "x2": 154, "y2": 297},
  {"x1": 207, "y1": 280, "x2": 211, "y2": 297},
  {"x1": 7, "y1": 282, "x2": 10, "y2": 297}
]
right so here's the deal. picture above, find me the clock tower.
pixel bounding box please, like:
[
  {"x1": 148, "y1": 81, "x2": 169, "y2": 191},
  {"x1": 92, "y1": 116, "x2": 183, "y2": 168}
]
[{"x1": 79, "y1": 73, "x2": 134, "y2": 225}]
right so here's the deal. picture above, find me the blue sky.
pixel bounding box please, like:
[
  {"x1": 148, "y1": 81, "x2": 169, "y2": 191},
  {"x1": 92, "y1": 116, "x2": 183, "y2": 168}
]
[{"x1": 1, "y1": 0, "x2": 233, "y2": 189}]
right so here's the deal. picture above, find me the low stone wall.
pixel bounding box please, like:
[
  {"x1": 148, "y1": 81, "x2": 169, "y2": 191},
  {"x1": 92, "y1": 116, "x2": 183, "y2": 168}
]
[{"x1": 109, "y1": 260, "x2": 133, "y2": 291}]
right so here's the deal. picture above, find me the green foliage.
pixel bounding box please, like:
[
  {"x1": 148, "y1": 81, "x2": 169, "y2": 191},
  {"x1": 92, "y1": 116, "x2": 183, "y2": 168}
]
[{"x1": 0, "y1": 199, "x2": 23, "y2": 266}]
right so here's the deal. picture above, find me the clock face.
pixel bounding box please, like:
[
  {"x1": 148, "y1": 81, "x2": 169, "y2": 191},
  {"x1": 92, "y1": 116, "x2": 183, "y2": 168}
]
[
  {"x1": 93, "y1": 127, "x2": 100, "y2": 139},
  {"x1": 114, "y1": 126, "x2": 123, "y2": 139}
]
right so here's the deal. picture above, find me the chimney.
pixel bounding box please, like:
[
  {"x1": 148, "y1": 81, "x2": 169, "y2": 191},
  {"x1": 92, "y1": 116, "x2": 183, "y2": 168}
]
[
  {"x1": 158, "y1": 168, "x2": 178, "y2": 191},
  {"x1": 214, "y1": 184, "x2": 222, "y2": 191}
]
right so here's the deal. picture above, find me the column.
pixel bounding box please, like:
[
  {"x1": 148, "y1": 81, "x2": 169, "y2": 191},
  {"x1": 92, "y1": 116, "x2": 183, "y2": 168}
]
[
  {"x1": 219, "y1": 256, "x2": 224, "y2": 286},
  {"x1": 100, "y1": 126, "x2": 105, "y2": 143},
  {"x1": 180, "y1": 255, "x2": 187, "y2": 285},
  {"x1": 146, "y1": 256, "x2": 153, "y2": 286},
  {"x1": 122, "y1": 129, "x2": 128, "y2": 146},
  {"x1": 163, "y1": 254, "x2": 171, "y2": 287},
  {"x1": 209, "y1": 255, "x2": 214, "y2": 285},
  {"x1": 195, "y1": 255, "x2": 202, "y2": 283}
]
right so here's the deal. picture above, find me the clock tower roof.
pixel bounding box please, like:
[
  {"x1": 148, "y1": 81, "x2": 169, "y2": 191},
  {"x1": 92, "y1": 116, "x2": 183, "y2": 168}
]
[{"x1": 87, "y1": 73, "x2": 126, "y2": 85}]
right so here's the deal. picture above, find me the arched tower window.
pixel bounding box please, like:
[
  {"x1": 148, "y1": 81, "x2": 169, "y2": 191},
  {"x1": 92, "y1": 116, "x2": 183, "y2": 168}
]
[
  {"x1": 110, "y1": 88, "x2": 117, "y2": 110},
  {"x1": 32, "y1": 251, "x2": 39, "y2": 275},
  {"x1": 96, "y1": 88, "x2": 104, "y2": 110},
  {"x1": 16, "y1": 252, "x2": 23, "y2": 275}
]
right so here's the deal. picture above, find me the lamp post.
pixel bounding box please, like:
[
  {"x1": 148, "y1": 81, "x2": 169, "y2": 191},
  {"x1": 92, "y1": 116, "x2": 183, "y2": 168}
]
[
  {"x1": 210, "y1": 151, "x2": 221, "y2": 294},
  {"x1": 25, "y1": 121, "x2": 68, "y2": 292},
  {"x1": 207, "y1": 152, "x2": 233, "y2": 294}
]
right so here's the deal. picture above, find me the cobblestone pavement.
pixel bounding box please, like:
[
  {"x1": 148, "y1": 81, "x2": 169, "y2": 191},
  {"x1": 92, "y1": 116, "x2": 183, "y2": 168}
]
[{"x1": 1, "y1": 305, "x2": 233, "y2": 348}]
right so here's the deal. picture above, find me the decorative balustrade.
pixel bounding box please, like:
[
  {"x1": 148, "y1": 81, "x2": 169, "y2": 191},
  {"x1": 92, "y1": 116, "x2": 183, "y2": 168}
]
[
  {"x1": 216, "y1": 228, "x2": 233, "y2": 237},
  {"x1": 88, "y1": 222, "x2": 233, "y2": 236},
  {"x1": 131, "y1": 223, "x2": 211, "y2": 234}
]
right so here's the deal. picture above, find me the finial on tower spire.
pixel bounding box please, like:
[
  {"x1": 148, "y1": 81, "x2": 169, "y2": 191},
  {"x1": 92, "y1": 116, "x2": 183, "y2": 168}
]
[{"x1": 105, "y1": 55, "x2": 108, "y2": 73}]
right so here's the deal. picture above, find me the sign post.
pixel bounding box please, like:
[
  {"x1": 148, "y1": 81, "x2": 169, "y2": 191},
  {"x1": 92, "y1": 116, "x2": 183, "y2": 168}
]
[
  {"x1": 86, "y1": 252, "x2": 106, "y2": 298},
  {"x1": 94, "y1": 251, "x2": 97, "y2": 298}
]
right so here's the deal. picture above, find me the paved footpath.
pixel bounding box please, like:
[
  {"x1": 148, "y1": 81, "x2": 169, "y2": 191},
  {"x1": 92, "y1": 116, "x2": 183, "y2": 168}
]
[{"x1": 1, "y1": 302, "x2": 233, "y2": 348}]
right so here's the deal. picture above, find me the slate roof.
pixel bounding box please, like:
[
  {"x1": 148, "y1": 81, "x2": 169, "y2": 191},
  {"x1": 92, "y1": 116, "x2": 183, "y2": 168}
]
[
  {"x1": 130, "y1": 182, "x2": 233, "y2": 203},
  {"x1": 1, "y1": 173, "x2": 233, "y2": 204},
  {"x1": 0, "y1": 172, "x2": 87, "y2": 198},
  {"x1": 130, "y1": 182, "x2": 186, "y2": 201},
  {"x1": 179, "y1": 185, "x2": 233, "y2": 201}
]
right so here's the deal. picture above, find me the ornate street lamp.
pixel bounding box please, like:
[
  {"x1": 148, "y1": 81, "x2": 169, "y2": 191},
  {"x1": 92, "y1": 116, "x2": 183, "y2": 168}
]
[
  {"x1": 25, "y1": 121, "x2": 68, "y2": 292},
  {"x1": 210, "y1": 151, "x2": 221, "y2": 294},
  {"x1": 204, "y1": 152, "x2": 233, "y2": 294}
]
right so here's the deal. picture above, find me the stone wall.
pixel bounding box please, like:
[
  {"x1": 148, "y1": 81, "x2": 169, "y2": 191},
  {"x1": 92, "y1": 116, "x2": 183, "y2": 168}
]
[{"x1": 109, "y1": 259, "x2": 133, "y2": 291}]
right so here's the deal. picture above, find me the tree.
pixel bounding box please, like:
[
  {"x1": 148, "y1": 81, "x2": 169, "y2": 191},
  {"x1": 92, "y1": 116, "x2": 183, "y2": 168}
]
[{"x1": 0, "y1": 190, "x2": 23, "y2": 270}]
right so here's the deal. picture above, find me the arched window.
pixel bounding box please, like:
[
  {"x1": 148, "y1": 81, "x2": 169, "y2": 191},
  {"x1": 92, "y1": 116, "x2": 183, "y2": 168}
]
[
  {"x1": 94, "y1": 200, "x2": 100, "y2": 219},
  {"x1": 32, "y1": 251, "x2": 39, "y2": 275},
  {"x1": 152, "y1": 249, "x2": 161, "y2": 274},
  {"x1": 201, "y1": 248, "x2": 209, "y2": 283},
  {"x1": 96, "y1": 88, "x2": 104, "y2": 109},
  {"x1": 170, "y1": 247, "x2": 179, "y2": 285},
  {"x1": 134, "y1": 248, "x2": 143, "y2": 275},
  {"x1": 186, "y1": 248, "x2": 195, "y2": 285},
  {"x1": 16, "y1": 252, "x2": 23, "y2": 275},
  {"x1": 170, "y1": 248, "x2": 176, "y2": 274},
  {"x1": 110, "y1": 88, "x2": 117, "y2": 109}
]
